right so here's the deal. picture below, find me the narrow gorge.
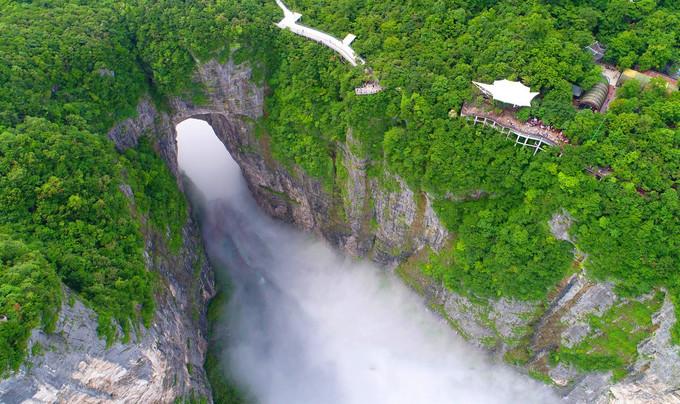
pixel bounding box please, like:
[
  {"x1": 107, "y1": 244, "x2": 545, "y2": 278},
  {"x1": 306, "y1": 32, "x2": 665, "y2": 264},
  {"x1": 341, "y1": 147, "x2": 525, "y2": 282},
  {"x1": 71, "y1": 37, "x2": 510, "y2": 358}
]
[
  {"x1": 176, "y1": 118, "x2": 556, "y2": 403},
  {"x1": 2, "y1": 55, "x2": 678, "y2": 403}
]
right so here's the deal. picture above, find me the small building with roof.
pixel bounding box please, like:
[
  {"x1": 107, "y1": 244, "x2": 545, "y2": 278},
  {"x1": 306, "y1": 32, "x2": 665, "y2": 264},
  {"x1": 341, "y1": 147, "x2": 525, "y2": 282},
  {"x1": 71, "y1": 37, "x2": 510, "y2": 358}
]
[
  {"x1": 578, "y1": 82, "x2": 609, "y2": 111},
  {"x1": 355, "y1": 81, "x2": 383, "y2": 95},
  {"x1": 585, "y1": 41, "x2": 606, "y2": 61}
]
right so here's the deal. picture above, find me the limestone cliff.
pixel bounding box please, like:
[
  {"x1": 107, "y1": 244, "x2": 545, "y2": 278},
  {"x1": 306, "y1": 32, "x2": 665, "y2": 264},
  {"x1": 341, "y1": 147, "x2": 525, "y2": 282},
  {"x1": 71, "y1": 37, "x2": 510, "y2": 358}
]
[
  {"x1": 3, "y1": 58, "x2": 677, "y2": 403},
  {"x1": 143, "y1": 59, "x2": 678, "y2": 403},
  {"x1": 0, "y1": 213, "x2": 215, "y2": 403}
]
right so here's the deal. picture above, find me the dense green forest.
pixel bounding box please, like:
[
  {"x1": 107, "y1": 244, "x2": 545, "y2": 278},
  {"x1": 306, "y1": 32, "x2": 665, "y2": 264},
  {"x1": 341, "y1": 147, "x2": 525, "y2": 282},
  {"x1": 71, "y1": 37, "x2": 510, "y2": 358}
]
[
  {"x1": 0, "y1": 234, "x2": 60, "y2": 372},
  {"x1": 0, "y1": 0, "x2": 199, "y2": 374},
  {"x1": 0, "y1": 0, "x2": 678, "y2": 393}
]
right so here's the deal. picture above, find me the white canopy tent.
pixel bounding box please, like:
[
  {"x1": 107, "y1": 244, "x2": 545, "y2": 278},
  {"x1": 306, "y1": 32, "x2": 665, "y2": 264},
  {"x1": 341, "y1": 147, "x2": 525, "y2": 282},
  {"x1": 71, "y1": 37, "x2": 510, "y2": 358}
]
[{"x1": 472, "y1": 79, "x2": 539, "y2": 107}]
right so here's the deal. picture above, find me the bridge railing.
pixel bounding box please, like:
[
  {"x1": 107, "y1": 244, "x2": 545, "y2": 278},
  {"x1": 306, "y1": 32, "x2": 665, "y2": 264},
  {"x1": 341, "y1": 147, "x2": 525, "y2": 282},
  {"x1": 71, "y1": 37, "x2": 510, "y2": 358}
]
[
  {"x1": 460, "y1": 105, "x2": 564, "y2": 147},
  {"x1": 275, "y1": 0, "x2": 363, "y2": 66},
  {"x1": 463, "y1": 114, "x2": 554, "y2": 155}
]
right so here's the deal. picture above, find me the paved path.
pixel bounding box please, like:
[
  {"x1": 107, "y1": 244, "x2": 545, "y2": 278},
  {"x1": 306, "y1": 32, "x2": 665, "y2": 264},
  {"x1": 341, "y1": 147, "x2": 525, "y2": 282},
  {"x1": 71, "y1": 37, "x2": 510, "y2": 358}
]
[{"x1": 275, "y1": 0, "x2": 364, "y2": 66}]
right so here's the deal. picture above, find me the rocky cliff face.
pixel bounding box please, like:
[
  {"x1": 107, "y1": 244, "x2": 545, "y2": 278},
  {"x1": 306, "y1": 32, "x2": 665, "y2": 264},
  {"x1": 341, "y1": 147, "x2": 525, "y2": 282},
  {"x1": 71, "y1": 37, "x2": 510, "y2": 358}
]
[
  {"x1": 553, "y1": 283, "x2": 680, "y2": 403},
  {"x1": 128, "y1": 58, "x2": 678, "y2": 403},
  {"x1": 4, "y1": 58, "x2": 676, "y2": 403},
  {"x1": 0, "y1": 215, "x2": 215, "y2": 403}
]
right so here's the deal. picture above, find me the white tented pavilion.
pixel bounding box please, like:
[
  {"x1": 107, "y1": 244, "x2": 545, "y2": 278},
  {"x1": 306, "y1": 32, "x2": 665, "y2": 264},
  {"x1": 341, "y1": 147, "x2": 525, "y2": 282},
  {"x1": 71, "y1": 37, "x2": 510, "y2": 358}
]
[{"x1": 472, "y1": 79, "x2": 539, "y2": 107}]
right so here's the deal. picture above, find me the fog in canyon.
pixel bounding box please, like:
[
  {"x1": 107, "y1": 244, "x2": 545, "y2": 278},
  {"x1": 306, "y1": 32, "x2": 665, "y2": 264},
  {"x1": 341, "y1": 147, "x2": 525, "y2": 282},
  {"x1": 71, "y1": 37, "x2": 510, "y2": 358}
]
[{"x1": 176, "y1": 119, "x2": 558, "y2": 404}]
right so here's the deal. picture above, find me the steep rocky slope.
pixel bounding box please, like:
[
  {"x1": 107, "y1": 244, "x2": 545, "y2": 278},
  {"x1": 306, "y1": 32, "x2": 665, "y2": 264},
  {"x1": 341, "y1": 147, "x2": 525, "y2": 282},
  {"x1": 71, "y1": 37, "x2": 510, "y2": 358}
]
[
  {"x1": 137, "y1": 59, "x2": 677, "y2": 403},
  {"x1": 2, "y1": 58, "x2": 677, "y2": 403},
  {"x1": 0, "y1": 205, "x2": 215, "y2": 402}
]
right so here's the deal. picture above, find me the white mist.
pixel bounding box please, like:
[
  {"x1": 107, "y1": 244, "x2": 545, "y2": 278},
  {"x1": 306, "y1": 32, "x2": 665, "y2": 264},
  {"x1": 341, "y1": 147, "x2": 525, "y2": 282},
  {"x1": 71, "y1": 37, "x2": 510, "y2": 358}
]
[{"x1": 176, "y1": 118, "x2": 558, "y2": 404}]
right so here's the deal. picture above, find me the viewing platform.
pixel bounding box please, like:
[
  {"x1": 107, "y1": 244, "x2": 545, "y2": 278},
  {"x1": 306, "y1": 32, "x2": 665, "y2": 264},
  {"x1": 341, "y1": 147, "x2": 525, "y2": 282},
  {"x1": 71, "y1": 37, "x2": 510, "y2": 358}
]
[
  {"x1": 355, "y1": 82, "x2": 383, "y2": 95},
  {"x1": 274, "y1": 0, "x2": 364, "y2": 66},
  {"x1": 460, "y1": 104, "x2": 569, "y2": 154}
]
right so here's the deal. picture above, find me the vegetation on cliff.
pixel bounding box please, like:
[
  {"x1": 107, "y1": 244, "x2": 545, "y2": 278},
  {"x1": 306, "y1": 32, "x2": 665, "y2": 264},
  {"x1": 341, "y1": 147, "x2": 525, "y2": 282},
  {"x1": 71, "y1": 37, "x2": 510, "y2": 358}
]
[
  {"x1": 424, "y1": 80, "x2": 678, "y2": 305},
  {"x1": 258, "y1": 0, "x2": 679, "y2": 378},
  {"x1": 260, "y1": 0, "x2": 679, "y2": 339},
  {"x1": 0, "y1": 234, "x2": 60, "y2": 375},
  {"x1": 551, "y1": 292, "x2": 665, "y2": 381},
  {"x1": 204, "y1": 289, "x2": 250, "y2": 404},
  {"x1": 0, "y1": 0, "x2": 196, "y2": 371},
  {"x1": 0, "y1": 0, "x2": 677, "y2": 383},
  {"x1": 0, "y1": 118, "x2": 155, "y2": 347}
]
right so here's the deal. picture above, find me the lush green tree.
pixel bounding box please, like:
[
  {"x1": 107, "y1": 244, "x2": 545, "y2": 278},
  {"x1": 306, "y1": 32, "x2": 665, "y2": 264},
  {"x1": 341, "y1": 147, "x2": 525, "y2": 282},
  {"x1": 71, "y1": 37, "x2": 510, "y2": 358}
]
[
  {"x1": 0, "y1": 118, "x2": 154, "y2": 342},
  {"x1": 0, "y1": 234, "x2": 61, "y2": 374}
]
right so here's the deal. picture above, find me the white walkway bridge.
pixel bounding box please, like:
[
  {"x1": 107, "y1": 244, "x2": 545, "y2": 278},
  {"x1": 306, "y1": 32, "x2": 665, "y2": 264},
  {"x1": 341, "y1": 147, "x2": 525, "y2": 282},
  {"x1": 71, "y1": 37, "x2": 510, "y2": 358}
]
[{"x1": 275, "y1": 0, "x2": 364, "y2": 66}]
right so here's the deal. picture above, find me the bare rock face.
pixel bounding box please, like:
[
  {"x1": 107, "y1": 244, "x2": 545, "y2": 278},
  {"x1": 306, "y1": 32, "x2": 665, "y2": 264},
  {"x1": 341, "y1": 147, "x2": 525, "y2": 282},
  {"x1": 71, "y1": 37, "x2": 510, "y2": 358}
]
[
  {"x1": 535, "y1": 274, "x2": 680, "y2": 402},
  {"x1": 108, "y1": 99, "x2": 162, "y2": 152},
  {"x1": 0, "y1": 217, "x2": 215, "y2": 403},
  {"x1": 335, "y1": 135, "x2": 374, "y2": 257},
  {"x1": 426, "y1": 281, "x2": 538, "y2": 354},
  {"x1": 574, "y1": 296, "x2": 680, "y2": 404},
  {"x1": 549, "y1": 210, "x2": 575, "y2": 243},
  {"x1": 560, "y1": 281, "x2": 616, "y2": 348}
]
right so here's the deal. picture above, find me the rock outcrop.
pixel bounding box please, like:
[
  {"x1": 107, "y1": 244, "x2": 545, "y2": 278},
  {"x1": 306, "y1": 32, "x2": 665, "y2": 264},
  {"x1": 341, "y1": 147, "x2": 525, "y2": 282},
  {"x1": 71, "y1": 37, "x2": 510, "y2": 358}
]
[
  {"x1": 562, "y1": 294, "x2": 680, "y2": 403},
  {"x1": 0, "y1": 216, "x2": 215, "y2": 403}
]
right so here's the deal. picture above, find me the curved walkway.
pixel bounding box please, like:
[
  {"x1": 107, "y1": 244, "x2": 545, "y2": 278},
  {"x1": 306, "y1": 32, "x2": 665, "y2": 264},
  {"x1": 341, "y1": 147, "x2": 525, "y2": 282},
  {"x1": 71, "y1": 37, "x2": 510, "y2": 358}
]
[{"x1": 274, "y1": 0, "x2": 364, "y2": 66}]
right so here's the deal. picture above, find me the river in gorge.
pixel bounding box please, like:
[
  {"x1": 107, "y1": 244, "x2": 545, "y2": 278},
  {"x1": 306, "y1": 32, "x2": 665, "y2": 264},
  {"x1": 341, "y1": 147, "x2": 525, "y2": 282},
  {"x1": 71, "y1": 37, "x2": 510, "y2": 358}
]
[{"x1": 176, "y1": 118, "x2": 558, "y2": 404}]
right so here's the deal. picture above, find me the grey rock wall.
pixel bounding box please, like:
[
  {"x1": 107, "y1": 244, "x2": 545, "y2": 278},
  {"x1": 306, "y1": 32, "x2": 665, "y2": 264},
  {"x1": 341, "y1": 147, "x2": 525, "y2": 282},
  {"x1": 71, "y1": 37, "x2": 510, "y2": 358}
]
[
  {"x1": 563, "y1": 294, "x2": 680, "y2": 403},
  {"x1": 0, "y1": 217, "x2": 215, "y2": 403}
]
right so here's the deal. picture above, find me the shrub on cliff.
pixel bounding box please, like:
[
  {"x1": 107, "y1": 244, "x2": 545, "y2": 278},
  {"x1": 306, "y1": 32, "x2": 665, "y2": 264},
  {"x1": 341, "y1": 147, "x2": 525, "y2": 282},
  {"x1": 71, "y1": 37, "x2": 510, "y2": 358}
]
[{"x1": 0, "y1": 235, "x2": 61, "y2": 374}]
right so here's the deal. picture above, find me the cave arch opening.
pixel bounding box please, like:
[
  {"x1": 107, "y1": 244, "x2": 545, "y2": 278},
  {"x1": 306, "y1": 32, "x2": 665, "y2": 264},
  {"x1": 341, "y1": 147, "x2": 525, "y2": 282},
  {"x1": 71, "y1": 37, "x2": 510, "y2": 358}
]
[{"x1": 175, "y1": 117, "x2": 245, "y2": 202}]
